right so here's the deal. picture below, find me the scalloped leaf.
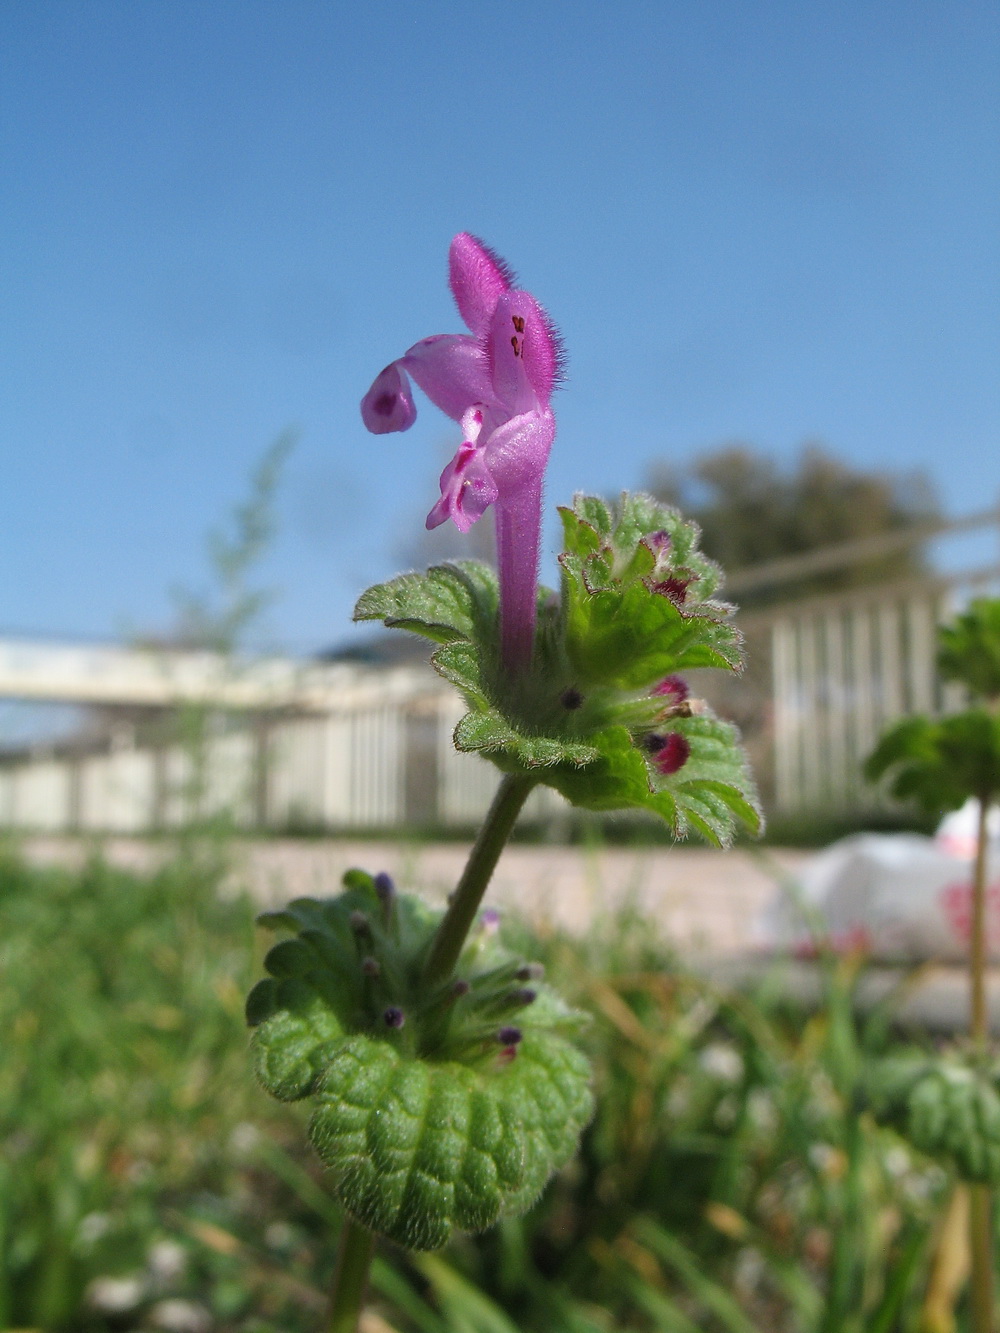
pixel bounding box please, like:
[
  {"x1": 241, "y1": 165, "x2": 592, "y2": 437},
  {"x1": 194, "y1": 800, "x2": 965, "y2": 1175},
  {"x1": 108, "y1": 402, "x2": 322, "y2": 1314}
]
[
  {"x1": 354, "y1": 561, "x2": 498, "y2": 645},
  {"x1": 432, "y1": 639, "x2": 490, "y2": 707},
  {"x1": 247, "y1": 881, "x2": 594, "y2": 1245},
  {"x1": 493, "y1": 1033, "x2": 595, "y2": 1213},
  {"x1": 308, "y1": 1030, "x2": 592, "y2": 1249},
  {"x1": 251, "y1": 980, "x2": 347, "y2": 1101}
]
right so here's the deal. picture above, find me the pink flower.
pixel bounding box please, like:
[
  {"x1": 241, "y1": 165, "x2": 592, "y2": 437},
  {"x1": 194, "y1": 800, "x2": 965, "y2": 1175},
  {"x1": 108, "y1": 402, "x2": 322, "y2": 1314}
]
[{"x1": 361, "y1": 234, "x2": 563, "y2": 671}]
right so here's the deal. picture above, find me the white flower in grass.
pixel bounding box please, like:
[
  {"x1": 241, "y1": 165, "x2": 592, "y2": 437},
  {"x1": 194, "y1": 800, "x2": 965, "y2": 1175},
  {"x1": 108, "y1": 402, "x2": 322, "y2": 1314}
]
[
  {"x1": 148, "y1": 1297, "x2": 211, "y2": 1332},
  {"x1": 86, "y1": 1274, "x2": 145, "y2": 1313}
]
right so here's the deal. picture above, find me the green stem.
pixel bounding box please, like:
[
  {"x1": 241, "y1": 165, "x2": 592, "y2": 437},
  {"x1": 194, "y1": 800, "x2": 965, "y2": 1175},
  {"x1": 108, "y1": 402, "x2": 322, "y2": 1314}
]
[
  {"x1": 328, "y1": 1217, "x2": 376, "y2": 1333},
  {"x1": 422, "y1": 773, "x2": 536, "y2": 987},
  {"x1": 969, "y1": 795, "x2": 995, "y2": 1333},
  {"x1": 325, "y1": 774, "x2": 533, "y2": 1330}
]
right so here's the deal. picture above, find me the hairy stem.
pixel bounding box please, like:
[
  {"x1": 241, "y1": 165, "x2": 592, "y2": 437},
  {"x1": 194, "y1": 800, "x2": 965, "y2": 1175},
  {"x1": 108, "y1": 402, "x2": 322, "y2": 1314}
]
[
  {"x1": 969, "y1": 795, "x2": 995, "y2": 1333},
  {"x1": 327, "y1": 1217, "x2": 376, "y2": 1333},
  {"x1": 423, "y1": 773, "x2": 536, "y2": 987}
]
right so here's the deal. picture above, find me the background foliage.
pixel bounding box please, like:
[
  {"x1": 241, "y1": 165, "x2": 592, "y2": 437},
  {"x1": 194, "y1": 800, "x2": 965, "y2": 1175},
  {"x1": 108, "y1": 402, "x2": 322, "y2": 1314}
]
[
  {"x1": 3, "y1": 846, "x2": 983, "y2": 1332},
  {"x1": 649, "y1": 445, "x2": 939, "y2": 607}
]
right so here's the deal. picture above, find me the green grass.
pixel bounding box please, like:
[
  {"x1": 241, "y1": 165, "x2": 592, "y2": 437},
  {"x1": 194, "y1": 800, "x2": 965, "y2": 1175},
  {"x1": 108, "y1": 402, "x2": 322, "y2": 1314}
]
[{"x1": 0, "y1": 844, "x2": 985, "y2": 1331}]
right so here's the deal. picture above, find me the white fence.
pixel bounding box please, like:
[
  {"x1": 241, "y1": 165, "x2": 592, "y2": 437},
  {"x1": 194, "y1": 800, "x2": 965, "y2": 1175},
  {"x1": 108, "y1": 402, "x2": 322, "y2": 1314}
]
[
  {"x1": 754, "y1": 571, "x2": 1000, "y2": 814},
  {"x1": 0, "y1": 646, "x2": 559, "y2": 833},
  {"x1": 4, "y1": 504, "x2": 999, "y2": 831}
]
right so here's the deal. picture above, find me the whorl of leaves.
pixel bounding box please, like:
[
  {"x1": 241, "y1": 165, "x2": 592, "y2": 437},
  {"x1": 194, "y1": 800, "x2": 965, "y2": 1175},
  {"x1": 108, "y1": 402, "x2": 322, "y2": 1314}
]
[
  {"x1": 355, "y1": 492, "x2": 760, "y2": 846},
  {"x1": 937, "y1": 597, "x2": 1000, "y2": 703},
  {"x1": 866, "y1": 1055, "x2": 1000, "y2": 1184},
  {"x1": 246, "y1": 872, "x2": 593, "y2": 1249},
  {"x1": 865, "y1": 710, "x2": 1000, "y2": 811}
]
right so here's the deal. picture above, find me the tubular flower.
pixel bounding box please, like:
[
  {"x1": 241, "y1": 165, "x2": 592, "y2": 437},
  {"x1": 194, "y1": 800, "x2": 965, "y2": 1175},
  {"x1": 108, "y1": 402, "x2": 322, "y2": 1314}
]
[{"x1": 361, "y1": 233, "x2": 562, "y2": 672}]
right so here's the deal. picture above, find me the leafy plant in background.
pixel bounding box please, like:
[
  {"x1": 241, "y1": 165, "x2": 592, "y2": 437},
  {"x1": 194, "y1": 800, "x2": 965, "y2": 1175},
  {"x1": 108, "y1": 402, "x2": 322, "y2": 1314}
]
[
  {"x1": 3, "y1": 849, "x2": 959, "y2": 1333},
  {"x1": 139, "y1": 431, "x2": 296, "y2": 844},
  {"x1": 865, "y1": 597, "x2": 1000, "y2": 1333},
  {"x1": 247, "y1": 234, "x2": 760, "y2": 1331}
]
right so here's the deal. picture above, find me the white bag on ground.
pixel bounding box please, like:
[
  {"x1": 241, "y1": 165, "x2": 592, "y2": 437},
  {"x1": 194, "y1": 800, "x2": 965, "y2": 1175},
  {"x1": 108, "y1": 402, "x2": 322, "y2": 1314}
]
[{"x1": 767, "y1": 805, "x2": 1000, "y2": 962}]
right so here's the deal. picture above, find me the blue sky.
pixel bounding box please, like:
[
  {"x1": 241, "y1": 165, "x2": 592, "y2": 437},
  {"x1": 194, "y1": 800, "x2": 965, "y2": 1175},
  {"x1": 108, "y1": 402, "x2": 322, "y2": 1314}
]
[{"x1": 2, "y1": 1, "x2": 998, "y2": 656}]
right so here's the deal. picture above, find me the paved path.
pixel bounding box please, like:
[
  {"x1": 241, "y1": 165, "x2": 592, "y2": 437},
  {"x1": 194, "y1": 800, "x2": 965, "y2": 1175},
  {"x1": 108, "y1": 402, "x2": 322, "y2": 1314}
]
[
  {"x1": 17, "y1": 835, "x2": 807, "y2": 957},
  {"x1": 17, "y1": 835, "x2": 1000, "y2": 1030}
]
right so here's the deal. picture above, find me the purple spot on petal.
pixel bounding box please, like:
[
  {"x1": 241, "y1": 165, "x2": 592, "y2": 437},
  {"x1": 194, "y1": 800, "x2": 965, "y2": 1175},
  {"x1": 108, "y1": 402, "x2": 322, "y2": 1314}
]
[{"x1": 383, "y1": 1006, "x2": 406, "y2": 1029}]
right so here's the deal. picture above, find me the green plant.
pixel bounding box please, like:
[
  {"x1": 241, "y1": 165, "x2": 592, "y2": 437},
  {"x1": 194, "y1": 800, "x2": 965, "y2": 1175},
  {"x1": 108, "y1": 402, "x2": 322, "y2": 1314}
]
[
  {"x1": 250, "y1": 234, "x2": 760, "y2": 1330},
  {"x1": 866, "y1": 596, "x2": 1000, "y2": 1332}
]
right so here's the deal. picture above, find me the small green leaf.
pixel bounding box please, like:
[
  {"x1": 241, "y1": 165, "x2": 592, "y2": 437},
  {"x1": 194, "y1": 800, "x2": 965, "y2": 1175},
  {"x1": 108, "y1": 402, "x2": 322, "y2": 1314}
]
[
  {"x1": 454, "y1": 709, "x2": 601, "y2": 769},
  {"x1": 563, "y1": 577, "x2": 741, "y2": 690},
  {"x1": 354, "y1": 562, "x2": 498, "y2": 645},
  {"x1": 866, "y1": 710, "x2": 1000, "y2": 811},
  {"x1": 432, "y1": 640, "x2": 491, "y2": 708},
  {"x1": 573, "y1": 493, "x2": 613, "y2": 537},
  {"x1": 558, "y1": 506, "x2": 605, "y2": 559}
]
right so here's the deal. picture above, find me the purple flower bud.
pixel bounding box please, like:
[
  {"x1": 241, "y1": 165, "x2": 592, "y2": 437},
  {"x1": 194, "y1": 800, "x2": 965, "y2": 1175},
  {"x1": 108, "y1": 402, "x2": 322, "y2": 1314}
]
[
  {"x1": 560, "y1": 686, "x2": 583, "y2": 710},
  {"x1": 374, "y1": 872, "x2": 395, "y2": 909},
  {"x1": 651, "y1": 732, "x2": 692, "y2": 776},
  {"x1": 653, "y1": 674, "x2": 689, "y2": 703},
  {"x1": 383, "y1": 1006, "x2": 406, "y2": 1029},
  {"x1": 361, "y1": 956, "x2": 381, "y2": 978},
  {"x1": 451, "y1": 979, "x2": 471, "y2": 998},
  {"x1": 349, "y1": 910, "x2": 370, "y2": 934},
  {"x1": 512, "y1": 988, "x2": 537, "y2": 1008},
  {"x1": 516, "y1": 963, "x2": 545, "y2": 982},
  {"x1": 480, "y1": 908, "x2": 501, "y2": 935},
  {"x1": 498, "y1": 1026, "x2": 523, "y2": 1046},
  {"x1": 642, "y1": 732, "x2": 667, "y2": 754},
  {"x1": 651, "y1": 576, "x2": 690, "y2": 605},
  {"x1": 646, "y1": 529, "x2": 671, "y2": 553}
]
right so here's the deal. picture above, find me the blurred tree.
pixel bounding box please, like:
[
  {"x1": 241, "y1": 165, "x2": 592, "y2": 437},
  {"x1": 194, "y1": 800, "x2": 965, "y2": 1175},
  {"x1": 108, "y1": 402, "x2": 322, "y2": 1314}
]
[{"x1": 648, "y1": 443, "x2": 940, "y2": 605}]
